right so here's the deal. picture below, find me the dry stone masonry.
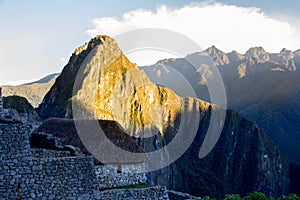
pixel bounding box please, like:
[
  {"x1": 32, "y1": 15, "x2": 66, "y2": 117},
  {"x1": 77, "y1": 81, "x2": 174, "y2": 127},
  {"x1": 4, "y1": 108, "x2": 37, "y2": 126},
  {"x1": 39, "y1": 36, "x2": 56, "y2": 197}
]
[
  {"x1": 100, "y1": 186, "x2": 169, "y2": 200},
  {"x1": 30, "y1": 156, "x2": 100, "y2": 199},
  {"x1": 95, "y1": 164, "x2": 147, "y2": 189},
  {"x1": 167, "y1": 190, "x2": 202, "y2": 200},
  {"x1": 0, "y1": 87, "x2": 3, "y2": 110},
  {"x1": 0, "y1": 123, "x2": 33, "y2": 199},
  {"x1": 31, "y1": 148, "x2": 71, "y2": 158},
  {"x1": 0, "y1": 121, "x2": 177, "y2": 199},
  {"x1": 0, "y1": 122, "x2": 101, "y2": 199},
  {"x1": 0, "y1": 90, "x2": 207, "y2": 200}
]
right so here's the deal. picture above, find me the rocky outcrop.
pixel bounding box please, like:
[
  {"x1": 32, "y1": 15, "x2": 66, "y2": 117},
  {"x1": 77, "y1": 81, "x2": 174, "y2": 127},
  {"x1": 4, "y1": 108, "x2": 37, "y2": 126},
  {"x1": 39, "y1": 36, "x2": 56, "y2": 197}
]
[
  {"x1": 146, "y1": 109, "x2": 295, "y2": 198},
  {"x1": 37, "y1": 36, "x2": 109, "y2": 119},
  {"x1": 36, "y1": 36, "x2": 299, "y2": 198},
  {"x1": 245, "y1": 47, "x2": 270, "y2": 63},
  {"x1": 144, "y1": 46, "x2": 300, "y2": 166},
  {"x1": 227, "y1": 50, "x2": 246, "y2": 63},
  {"x1": 2, "y1": 95, "x2": 40, "y2": 122},
  {"x1": 38, "y1": 36, "x2": 191, "y2": 137},
  {"x1": 269, "y1": 48, "x2": 296, "y2": 71},
  {"x1": 1, "y1": 73, "x2": 59, "y2": 107},
  {"x1": 198, "y1": 46, "x2": 230, "y2": 66}
]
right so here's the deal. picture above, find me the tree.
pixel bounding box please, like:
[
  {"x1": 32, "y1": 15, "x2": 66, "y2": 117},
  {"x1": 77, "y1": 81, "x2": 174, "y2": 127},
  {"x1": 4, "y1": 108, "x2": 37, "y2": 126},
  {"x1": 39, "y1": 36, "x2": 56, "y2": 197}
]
[
  {"x1": 243, "y1": 192, "x2": 270, "y2": 200},
  {"x1": 279, "y1": 194, "x2": 300, "y2": 200},
  {"x1": 202, "y1": 196, "x2": 216, "y2": 200},
  {"x1": 224, "y1": 194, "x2": 242, "y2": 200}
]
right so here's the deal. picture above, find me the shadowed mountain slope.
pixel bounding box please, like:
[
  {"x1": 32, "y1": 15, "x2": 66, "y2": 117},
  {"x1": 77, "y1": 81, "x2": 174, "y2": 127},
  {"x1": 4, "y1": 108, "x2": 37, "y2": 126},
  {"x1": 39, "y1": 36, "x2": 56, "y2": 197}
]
[
  {"x1": 36, "y1": 36, "x2": 299, "y2": 198},
  {"x1": 142, "y1": 46, "x2": 300, "y2": 164}
]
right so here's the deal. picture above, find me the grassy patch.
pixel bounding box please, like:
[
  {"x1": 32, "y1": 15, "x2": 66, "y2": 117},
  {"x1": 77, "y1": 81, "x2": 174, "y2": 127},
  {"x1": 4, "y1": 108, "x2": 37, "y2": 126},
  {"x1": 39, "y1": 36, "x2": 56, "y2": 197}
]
[{"x1": 102, "y1": 183, "x2": 151, "y2": 191}]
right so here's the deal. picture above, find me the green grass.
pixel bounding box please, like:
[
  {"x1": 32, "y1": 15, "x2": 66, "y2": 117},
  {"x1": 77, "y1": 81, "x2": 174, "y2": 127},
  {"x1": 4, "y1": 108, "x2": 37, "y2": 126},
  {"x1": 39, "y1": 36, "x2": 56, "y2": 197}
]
[
  {"x1": 101, "y1": 183, "x2": 151, "y2": 191},
  {"x1": 203, "y1": 192, "x2": 300, "y2": 200}
]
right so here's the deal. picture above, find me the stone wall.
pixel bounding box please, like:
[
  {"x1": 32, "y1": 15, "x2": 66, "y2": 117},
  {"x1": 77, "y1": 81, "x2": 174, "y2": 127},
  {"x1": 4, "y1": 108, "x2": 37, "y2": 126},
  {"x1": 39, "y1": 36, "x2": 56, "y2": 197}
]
[
  {"x1": 31, "y1": 156, "x2": 100, "y2": 199},
  {"x1": 31, "y1": 148, "x2": 71, "y2": 158},
  {"x1": 100, "y1": 186, "x2": 169, "y2": 200},
  {"x1": 167, "y1": 190, "x2": 201, "y2": 200},
  {"x1": 0, "y1": 123, "x2": 101, "y2": 199},
  {"x1": 95, "y1": 164, "x2": 147, "y2": 189},
  {"x1": 1, "y1": 122, "x2": 200, "y2": 200},
  {"x1": 0, "y1": 123, "x2": 33, "y2": 199},
  {"x1": 0, "y1": 87, "x2": 3, "y2": 110}
]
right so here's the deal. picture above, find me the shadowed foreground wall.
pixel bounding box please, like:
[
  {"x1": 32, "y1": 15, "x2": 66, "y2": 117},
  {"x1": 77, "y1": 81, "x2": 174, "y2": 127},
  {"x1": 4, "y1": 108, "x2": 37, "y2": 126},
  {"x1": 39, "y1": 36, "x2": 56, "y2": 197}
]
[{"x1": 0, "y1": 123, "x2": 100, "y2": 199}]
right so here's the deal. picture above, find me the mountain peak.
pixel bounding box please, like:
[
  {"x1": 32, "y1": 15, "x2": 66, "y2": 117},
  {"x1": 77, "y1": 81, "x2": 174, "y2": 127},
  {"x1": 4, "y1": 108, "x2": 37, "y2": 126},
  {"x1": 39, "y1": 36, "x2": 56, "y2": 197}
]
[
  {"x1": 280, "y1": 48, "x2": 287, "y2": 54},
  {"x1": 74, "y1": 35, "x2": 114, "y2": 55},
  {"x1": 280, "y1": 48, "x2": 293, "y2": 56},
  {"x1": 245, "y1": 47, "x2": 270, "y2": 63},
  {"x1": 227, "y1": 50, "x2": 245, "y2": 62},
  {"x1": 246, "y1": 46, "x2": 267, "y2": 54},
  {"x1": 206, "y1": 45, "x2": 222, "y2": 54},
  {"x1": 201, "y1": 45, "x2": 230, "y2": 66},
  {"x1": 294, "y1": 49, "x2": 300, "y2": 55}
]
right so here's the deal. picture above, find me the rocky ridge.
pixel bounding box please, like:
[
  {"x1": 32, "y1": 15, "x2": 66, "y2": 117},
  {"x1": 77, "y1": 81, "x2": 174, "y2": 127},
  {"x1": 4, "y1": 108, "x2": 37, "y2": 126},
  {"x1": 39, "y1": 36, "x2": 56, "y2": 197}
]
[
  {"x1": 1, "y1": 73, "x2": 59, "y2": 108},
  {"x1": 1, "y1": 95, "x2": 40, "y2": 123},
  {"x1": 143, "y1": 46, "x2": 300, "y2": 165},
  {"x1": 36, "y1": 36, "x2": 300, "y2": 198},
  {"x1": 39, "y1": 35, "x2": 206, "y2": 137},
  {"x1": 185, "y1": 46, "x2": 300, "y2": 70}
]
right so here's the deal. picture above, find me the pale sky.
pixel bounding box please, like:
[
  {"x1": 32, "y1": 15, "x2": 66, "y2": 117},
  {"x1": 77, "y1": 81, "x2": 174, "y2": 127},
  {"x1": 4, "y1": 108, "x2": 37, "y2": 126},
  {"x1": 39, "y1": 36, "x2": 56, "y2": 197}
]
[{"x1": 0, "y1": 0, "x2": 300, "y2": 85}]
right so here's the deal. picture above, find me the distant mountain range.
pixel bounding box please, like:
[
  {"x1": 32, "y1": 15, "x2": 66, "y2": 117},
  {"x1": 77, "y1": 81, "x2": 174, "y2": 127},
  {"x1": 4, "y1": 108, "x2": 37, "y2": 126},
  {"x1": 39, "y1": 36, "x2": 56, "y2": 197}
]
[
  {"x1": 142, "y1": 46, "x2": 300, "y2": 164},
  {"x1": 1, "y1": 73, "x2": 59, "y2": 107},
  {"x1": 35, "y1": 36, "x2": 300, "y2": 198},
  {"x1": 2, "y1": 36, "x2": 298, "y2": 197}
]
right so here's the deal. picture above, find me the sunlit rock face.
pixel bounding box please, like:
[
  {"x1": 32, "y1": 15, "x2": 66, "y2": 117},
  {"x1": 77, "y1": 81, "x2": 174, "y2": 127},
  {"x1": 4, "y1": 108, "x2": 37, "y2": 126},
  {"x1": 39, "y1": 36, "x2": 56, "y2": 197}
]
[
  {"x1": 93, "y1": 55, "x2": 182, "y2": 136},
  {"x1": 37, "y1": 35, "x2": 299, "y2": 198},
  {"x1": 245, "y1": 47, "x2": 270, "y2": 63},
  {"x1": 38, "y1": 35, "x2": 208, "y2": 137},
  {"x1": 74, "y1": 41, "x2": 183, "y2": 136}
]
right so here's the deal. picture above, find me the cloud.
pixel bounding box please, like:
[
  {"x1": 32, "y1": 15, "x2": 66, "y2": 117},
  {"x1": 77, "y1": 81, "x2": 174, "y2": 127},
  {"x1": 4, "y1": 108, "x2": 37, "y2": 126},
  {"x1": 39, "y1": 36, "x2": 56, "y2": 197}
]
[{"x1": 87, "y1": 2, "x2": 300, "y2": 65}]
